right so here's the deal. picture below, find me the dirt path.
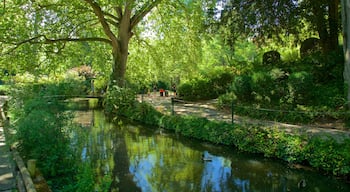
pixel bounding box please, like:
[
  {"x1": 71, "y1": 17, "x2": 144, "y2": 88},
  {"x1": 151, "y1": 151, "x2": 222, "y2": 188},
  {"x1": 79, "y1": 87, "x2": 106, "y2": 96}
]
[
  {"x1": 138, "y1": 93, "x2": 350, "y2": 141},
  {"x1": 0, "y1": 96, "x2": 16, "y2": 192}
]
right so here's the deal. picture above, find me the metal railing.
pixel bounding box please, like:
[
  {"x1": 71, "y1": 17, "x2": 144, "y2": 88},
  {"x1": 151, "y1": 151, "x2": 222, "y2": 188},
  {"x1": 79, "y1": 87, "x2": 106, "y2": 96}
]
[{"x1": 169, "y1": 98, "x2": 350, "y2": 129}]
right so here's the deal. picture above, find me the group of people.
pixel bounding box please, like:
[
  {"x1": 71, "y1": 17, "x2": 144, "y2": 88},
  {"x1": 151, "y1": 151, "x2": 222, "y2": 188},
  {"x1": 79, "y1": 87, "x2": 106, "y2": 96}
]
[{"x1": 152, "y1": 84, "x2": 177, "y2": 97}]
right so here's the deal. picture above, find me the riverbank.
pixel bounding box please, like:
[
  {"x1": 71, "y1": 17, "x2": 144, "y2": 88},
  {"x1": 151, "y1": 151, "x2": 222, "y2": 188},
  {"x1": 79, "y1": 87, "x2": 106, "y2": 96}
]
[
  {"x1": 139, "y1": 95, "x2": 350, "y2": 178},
  {"x1": 138, "y1": 93, "x2": 350, "y2": 141},
  {"x1": 105, "y1": 88, "x2": 350, "y2": 179}
]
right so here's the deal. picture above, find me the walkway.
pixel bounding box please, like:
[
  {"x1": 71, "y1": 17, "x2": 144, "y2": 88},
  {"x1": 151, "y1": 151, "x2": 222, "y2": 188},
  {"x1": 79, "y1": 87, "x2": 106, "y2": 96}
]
[
  {"x1": 138, "y1": 93, "x2": 350, "y2": 141},
  {"x1": 0, "y1": 96, "x2": 16, "y2": 192}
]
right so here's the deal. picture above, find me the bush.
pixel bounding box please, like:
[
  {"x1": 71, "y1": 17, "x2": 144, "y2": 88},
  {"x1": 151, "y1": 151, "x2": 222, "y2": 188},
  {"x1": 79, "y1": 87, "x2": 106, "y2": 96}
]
[
  {"x1": 104, "y1": 85, "x2": 137, "y2": 116},
  {"x1": 286, "y1": 71, "x2": 314, "y2": 106},
  {"x1": 306, "y1": 137, "x2": 350, "y2": 175},
  {"x1": 9, "y1": 83, "x2": 100, "y2": 190},
  {"x1": 107, "y1": 95, "x2": 350, "y2": 176},
  {"x1": 251, "y1": 71, "x2": 275, "y2": 103},
  {"x1": 230, "y1": 75, "x2": 253, "y2": 102},
  {"x1": 217, "y1": 92, "x2": 236, "y2": 109},
  {"x1": 177, "y1": 78, "x2": 211, "y2": 101},
  {"x1": 177, "y1": 72, "x2": 233, "y2": 101},
  {"x1": 0, "y1": 85, "x2": 10, "y2": 95}
]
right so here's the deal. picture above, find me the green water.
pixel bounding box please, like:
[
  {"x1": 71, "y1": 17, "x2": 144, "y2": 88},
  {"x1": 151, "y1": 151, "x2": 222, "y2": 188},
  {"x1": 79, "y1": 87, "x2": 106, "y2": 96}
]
[{"x1": 75, "y1": 110, "x2": 350, "y2": 192}]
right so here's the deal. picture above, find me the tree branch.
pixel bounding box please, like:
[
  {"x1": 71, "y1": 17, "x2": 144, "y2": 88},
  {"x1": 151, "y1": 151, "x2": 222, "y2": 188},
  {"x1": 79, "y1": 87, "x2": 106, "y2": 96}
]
[
  {"x1": 43, "y1": 36, "x2": 112, "y2": 45},
  {"x1": 115, "y1": 6, "x2": 123, "y2": 19},
  {"x1": 106, "y1": 18, "x2": 119, "y2": 27},
  {"x1": 84, "y1": 0, "x2": 118, "y2": 46},
  {"x1": 131, "y1": 0, "x2": 162, "y2": 29},
  {"x1": 2, "y1": 35, "x2": 112, "y2": 55},
  {"x1": 2, "y1": 0, "x2": 5, "y2": 13},
  {"x1": 104, "y1": 11, "x2": 119, "y2": 23}
]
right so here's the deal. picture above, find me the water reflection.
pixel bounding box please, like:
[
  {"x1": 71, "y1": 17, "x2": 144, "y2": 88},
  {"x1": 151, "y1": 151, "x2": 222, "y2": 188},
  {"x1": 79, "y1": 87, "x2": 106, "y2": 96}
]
[
  {"x1": 75, "y1": 110, "x2": 350, "y2": 192},
  {"x1": 200, "y1": 151, "x2": 232, "y2": 192}
]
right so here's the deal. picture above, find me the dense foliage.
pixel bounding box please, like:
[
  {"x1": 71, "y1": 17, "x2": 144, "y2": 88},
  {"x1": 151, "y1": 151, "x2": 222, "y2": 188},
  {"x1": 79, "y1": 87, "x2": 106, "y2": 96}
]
[
  {"x1": 8, "y1": 82, "x2": 100, "y2": 191},
  {"x1": 177, "y1": 70, "x2": 233, "y2": 101},
  {"x1": 213, "y1": 49, "x2": 348, "y2": 125},
  {"x1": 2, "y1": 0, "x2": 350, "y2": 188}
]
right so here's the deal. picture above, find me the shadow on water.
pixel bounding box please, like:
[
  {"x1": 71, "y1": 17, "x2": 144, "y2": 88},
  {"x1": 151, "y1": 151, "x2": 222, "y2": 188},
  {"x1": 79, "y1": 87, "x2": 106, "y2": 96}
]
[{"x1": 74, "y1": 110, "x2": 350, "y2": 192}]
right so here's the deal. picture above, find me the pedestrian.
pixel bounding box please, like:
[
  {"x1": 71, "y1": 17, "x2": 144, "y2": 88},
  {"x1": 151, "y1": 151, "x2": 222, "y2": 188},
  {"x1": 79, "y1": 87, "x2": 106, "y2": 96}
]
[{"x1": 172, "y1": 84, "x2": 177, "y2": 97}]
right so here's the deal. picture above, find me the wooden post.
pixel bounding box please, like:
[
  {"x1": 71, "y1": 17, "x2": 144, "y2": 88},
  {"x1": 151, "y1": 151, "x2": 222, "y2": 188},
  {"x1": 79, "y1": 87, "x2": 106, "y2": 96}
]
[
  {"x1": 171, "y1": 98, "x2": 175, "y2": 115},
  {"x1": 27, "y1": 159, "x2": 37, "y2": 177},
  {"x1": 13, "y1": 151, "x2": 37, "y2": 192},
  {"x1": 231, "y1": 100, "x2": 234, "y2": 125}
]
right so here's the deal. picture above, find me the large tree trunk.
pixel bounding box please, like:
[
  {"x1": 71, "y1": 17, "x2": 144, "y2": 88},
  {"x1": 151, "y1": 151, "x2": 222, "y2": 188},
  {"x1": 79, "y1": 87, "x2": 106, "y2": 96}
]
[
  {"x1": 111, "y1": 45, "x2": 128, "y2": 87},
  {"x1": 328, "y1": 0, "x2": 340, "y2": 51},
  {"x1": 312, "y1": 3, "x2": 329, "y2": 52},
  {"x1": 341, "y1": 0, "x2": 350, "y2": 108},
  {"x1": 312, "y1": 0, "x2": 340, "y2": 53},
  {"x1": 84, "y1": 0, "x2": 162, "y2": 88},
  {"x1": 111, "y1": 8, "x2": 133, "y2": 87}
]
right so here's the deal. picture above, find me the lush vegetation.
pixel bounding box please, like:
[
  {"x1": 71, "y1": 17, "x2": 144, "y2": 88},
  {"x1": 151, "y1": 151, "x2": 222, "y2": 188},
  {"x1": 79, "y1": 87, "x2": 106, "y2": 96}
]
[
  {"x1": 2, "y1": 0, "x2": 350, "y2": 189},
  {"x1": 216, "y1": 50, "x2": 348, "y2": 125},
  {"x1": 8, "y1": 83, "x2": 109, "y2": 191},
  {"x1": 104, "y1": 87, "x2": 350, "y2": 178},
  {"x1": 177, "y1": 69, "x2": 233, "y2": 101}
]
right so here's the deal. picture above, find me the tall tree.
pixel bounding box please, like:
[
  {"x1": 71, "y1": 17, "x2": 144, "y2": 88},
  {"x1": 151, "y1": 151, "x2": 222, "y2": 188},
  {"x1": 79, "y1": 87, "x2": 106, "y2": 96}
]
[
  {"x1": 213, "y1": 0, "x2": 300, "y2": 49},
  {"x1": 341, "y1": 0, "x2": 350, "y2": 107},
  {"x1": 213, "y1": 0, "x2": 340, "y2": 53},
  {"x1": 1, "y1": 0, "x2": 162, "y2": 87},
  {"x1": 301, "y1": 0, "x2": 340, "y2": 53},
  {"x1": 127, "y1": 0, "x2": 214, "y2": 85}
]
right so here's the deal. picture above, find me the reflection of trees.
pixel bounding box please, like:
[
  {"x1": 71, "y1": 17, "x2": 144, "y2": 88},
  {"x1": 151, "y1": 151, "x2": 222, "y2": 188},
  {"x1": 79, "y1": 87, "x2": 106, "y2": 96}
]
[
  {"x1": 229, "y1": 156, "x2": 305, "y2": 192},
  {"x1": 200, "y1": 151, "x2": 233, "y2": 192},
  {"x1": 125, "y1": 131, "x2": 205, "y2": 191},
  {"x1": 110, "y1": 127, "x2": 140, "y2": 191},
  {"x1": 78, "y1": 110, "x2": 350, "y2": 192},
  {"x1": 85, "y1": 111, "x2": 140, "y2": 191},
  {"x1": 87, "y1": 111, "x2": 114, "y2": 188}
]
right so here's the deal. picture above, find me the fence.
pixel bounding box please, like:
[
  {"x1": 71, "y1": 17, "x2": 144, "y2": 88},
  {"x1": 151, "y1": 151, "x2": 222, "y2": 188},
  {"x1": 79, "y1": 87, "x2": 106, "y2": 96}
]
[{"x1": 169, "y1": 98, "x2": 350, "y2": 129}]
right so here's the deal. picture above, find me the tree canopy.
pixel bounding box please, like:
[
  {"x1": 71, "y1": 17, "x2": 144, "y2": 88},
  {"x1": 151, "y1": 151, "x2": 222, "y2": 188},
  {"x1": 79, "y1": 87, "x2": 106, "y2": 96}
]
[
  {"x1": 0, "y1": 0, "x2": 347, "y2": 94},
  {"x1": 1, "y1": 0, "x2": 162, "y2": 86},
  {"x1": 211, "y1": 0, "x2": 340, "y2": 53}
]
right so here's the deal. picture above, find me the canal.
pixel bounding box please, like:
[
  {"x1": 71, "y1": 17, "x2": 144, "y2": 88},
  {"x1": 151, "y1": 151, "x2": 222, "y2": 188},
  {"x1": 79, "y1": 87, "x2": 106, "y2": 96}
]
[{"x1": 74, "y1": 109, "x2": 350, "y2": 192}]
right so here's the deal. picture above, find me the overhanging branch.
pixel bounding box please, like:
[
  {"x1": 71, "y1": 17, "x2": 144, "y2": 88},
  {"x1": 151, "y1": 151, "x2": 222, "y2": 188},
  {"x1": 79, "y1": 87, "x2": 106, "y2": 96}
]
[
  {"x1": 131, "y1": 0, "x2": 162, "y2": 28},
  {"x1": 43, "y1": 36, "x2": 112, "y2": 45},
  {"x1": 2, "y1": 35, "x2": 112, "y2": 55},
  {"x1": 84, "y1": 0, "x2": 118, "y2": 45}
]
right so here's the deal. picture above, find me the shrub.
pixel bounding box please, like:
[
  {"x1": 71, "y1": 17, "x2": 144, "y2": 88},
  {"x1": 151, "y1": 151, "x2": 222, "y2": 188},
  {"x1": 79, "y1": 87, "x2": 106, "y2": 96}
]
[
  {"x1": 9, "y1": 85, "x2": 80, "y2": 186},
  {"x1": 104, "y1": 85, "x2": 136, "y2": 116},
  {"x1": 9, "y1": 83, "x2": 101, "y2": 190},
  {"x1": 306, "y1": 137, "x2": 350, "y2": 175},
  {"x1": 217, "y1": 92, "x2": 236, "y2": 109},
  {"x1": 251, "y1": 71, "x2": 275, "y2": 104},
  {"x1": 230, "y1": 75, "x2": 253, "y2": 102},
  {"x1": 286, "y1": 71, "x2": 314, "y2": 106},
  {"x1": 107, "y1": 96, "x2": 350, "y2": 176},
  {"x1": 209, "y1": 71, "x2": 234, "y2": 95},
  {"x1": 177, "y1": 72, "x2": 234, "y2": 101}
]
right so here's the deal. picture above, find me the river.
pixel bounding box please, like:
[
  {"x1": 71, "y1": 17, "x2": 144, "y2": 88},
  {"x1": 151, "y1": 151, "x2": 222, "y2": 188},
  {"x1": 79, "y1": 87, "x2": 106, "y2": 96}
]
[{"x1": 74, "y1": 109, "x2": 350, "y2": 192}]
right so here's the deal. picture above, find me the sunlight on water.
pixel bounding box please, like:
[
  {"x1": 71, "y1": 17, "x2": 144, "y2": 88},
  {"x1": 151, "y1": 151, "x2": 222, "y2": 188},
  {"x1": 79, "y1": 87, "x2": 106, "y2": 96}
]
[{"x1": 75, "y1": 110, "x2": 350, "y2": 192}]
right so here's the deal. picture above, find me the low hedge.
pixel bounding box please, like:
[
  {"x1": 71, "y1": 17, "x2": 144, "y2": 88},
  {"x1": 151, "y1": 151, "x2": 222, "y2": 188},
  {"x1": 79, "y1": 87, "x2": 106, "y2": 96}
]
[{"x1": 104, "y1": 87, "x2": 350, "y2": 178}]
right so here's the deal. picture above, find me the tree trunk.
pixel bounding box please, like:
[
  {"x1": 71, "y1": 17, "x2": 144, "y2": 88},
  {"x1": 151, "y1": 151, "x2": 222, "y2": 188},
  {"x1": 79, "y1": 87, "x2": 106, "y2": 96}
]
[
  {"x1": 329, "y1": 0, "x2": 340, "y2": 51},
  {"x1": 341, "y1": 0, "x2": 350, "y2": 108},
  {"x1": 111, "y1": 45, "x2": 128, "y2": 87},
  {"x1": 110, "y1": 8, "x2": 133, "y2": 87},
  {"x1": 313, "y1": 0, "x2": 340, "y2": 53},
  {"x1": 84, "y1": 0, "x2": 162, "y2": 88},
  {"x1": 312, "y1": 2, "x2": 329, "y2": 52}
]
